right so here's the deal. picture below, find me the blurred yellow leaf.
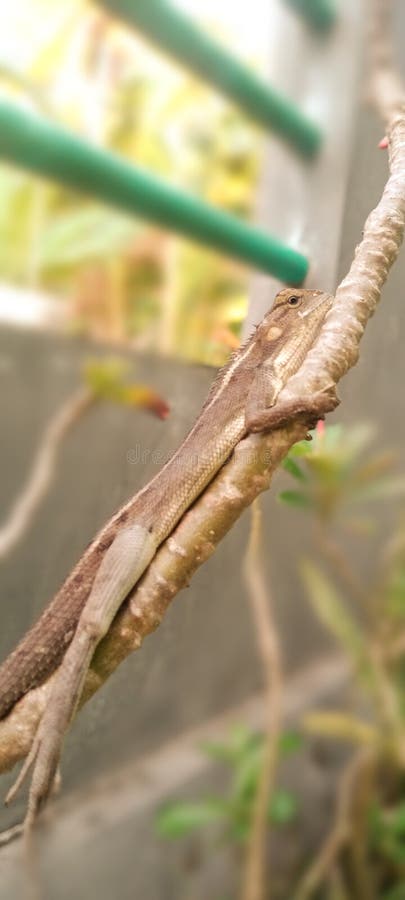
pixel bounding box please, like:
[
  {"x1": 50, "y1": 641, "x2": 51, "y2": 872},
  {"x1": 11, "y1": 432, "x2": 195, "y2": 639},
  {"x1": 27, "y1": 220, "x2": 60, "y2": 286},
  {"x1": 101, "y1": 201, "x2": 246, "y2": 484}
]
[
  {"x1": 300, "y1": 558, "x2": 374, "y2": 680},
  {"x1": 83, "y1": 357, "x2": 169, "y2": 419},
  {"x1": 303, "y1": 711, "x2": 379, "y2": 746}
]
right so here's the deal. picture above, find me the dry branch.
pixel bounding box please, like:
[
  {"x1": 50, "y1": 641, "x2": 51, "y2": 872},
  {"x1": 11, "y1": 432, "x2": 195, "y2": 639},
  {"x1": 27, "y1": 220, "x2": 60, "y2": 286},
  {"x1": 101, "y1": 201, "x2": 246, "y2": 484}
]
[
  {"x1": 0, "y1": 0, "x2": 405, "y2": 785},
  {"x1": 294, "y1": 750, "x2": 374, "y2": 900},
  {"x1": 0, "y1": 388, "x2": 93, "y2": 561}
]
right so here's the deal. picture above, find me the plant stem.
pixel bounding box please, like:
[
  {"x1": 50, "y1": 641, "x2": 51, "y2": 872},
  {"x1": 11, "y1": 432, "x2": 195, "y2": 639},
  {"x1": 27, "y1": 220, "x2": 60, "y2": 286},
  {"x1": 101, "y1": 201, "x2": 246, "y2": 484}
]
[
  {"x1": 315, "y1": 524, "x2": 369, "y2": 613},
  {"x1": 294, "y1": 750, "x2": 371, "y2": 900},
  {"x1": 240, "y1": 499, "x2": 283, "y2": 900},
  {"x1": 347, "y1": 753, "x2": 377, "y2": 900},
  {"x1": 0, "y1": 387, "x2": 93, "y2": 560}
]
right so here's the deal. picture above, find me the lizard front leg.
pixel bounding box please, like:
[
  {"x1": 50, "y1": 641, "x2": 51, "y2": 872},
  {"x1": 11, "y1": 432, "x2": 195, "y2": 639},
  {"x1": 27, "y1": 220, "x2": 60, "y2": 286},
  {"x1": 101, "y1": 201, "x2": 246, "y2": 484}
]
[
  {"x1": 6, "y1": 523, "x2": 158, "y2": 832},
  {"x1": 245, "y1": 367, "x2": 339, "y2": 434}
]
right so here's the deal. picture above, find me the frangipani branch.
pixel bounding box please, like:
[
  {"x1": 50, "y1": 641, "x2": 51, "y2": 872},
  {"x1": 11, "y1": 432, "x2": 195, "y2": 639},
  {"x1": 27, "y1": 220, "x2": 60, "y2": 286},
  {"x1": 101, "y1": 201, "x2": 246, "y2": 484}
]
[{"x1": 0, "y1": 0, "x2": 404, "y2": 780}]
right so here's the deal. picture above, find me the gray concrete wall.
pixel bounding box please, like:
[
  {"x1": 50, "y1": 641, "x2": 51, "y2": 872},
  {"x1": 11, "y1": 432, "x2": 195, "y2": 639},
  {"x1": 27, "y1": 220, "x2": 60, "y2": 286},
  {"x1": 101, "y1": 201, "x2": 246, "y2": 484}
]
[
  {"x1": 0, "y1": 324, "x2": 335, "y2": 820},
  {"x1": 1, "y1": 6, "x2": 405, "y2": 897}
]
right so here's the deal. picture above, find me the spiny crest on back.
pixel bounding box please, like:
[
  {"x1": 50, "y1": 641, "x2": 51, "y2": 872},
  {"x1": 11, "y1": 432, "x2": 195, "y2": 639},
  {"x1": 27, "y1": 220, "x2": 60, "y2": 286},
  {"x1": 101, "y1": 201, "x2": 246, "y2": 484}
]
[
  {"x1": 201, "y1": 322, "x2": 261, "y2": 409},
  {"x1": 201, "y1": 288, "x2": 332, "y2": 411}
]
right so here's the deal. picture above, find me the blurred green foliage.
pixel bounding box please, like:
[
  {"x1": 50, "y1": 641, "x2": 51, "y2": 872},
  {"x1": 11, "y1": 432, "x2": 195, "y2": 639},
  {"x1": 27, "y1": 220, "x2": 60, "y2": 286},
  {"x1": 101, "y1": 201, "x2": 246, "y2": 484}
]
[
  {"x1": 280, "y1": 423, "x2": 405, "y2": 522},
  {"x1": 83, "y1": 356, "x2": 169, "y2": 417},
  {"x1": 279, "y1": 423, "x2": 405, "y2": 897},
  {"x1": 0, "y1": 0, "x2": 260, "y2": 363},
  {"x1": 156, "y1": 724, "x2": 301, "y2": 843},
  {"x1": 157, "y1": 424, "x2": 405, "y2": 897}
]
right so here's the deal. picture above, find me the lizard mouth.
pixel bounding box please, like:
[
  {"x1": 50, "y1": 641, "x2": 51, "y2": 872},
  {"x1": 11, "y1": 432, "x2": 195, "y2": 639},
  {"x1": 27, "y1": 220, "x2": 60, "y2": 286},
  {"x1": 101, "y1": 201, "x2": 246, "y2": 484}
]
[{"x1": 298, "y1": 293, "x2": 333, "y2": 318}]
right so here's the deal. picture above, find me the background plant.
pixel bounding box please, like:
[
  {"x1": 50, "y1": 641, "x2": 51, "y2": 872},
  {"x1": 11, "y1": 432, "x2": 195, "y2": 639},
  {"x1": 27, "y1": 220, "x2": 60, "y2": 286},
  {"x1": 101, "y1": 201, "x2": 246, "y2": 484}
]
[
  {"x1": 0, "y1": 0, "x2": 260, "y2": 362},
  {"x1": 156, "y1": 725, "x2": 301, "y2": 844},
  {"x1": 284, "y1": 423, "x2": 405, "y2": 899},
  {"x1": 156, "y1": 423, "x2": 405, "y2": 899}
]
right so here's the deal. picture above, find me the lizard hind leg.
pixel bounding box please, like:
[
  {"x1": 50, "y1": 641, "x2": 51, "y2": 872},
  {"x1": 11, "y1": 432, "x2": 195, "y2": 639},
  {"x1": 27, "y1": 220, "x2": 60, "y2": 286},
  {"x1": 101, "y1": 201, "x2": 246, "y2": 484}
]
[
  {"x1": 6, "y1": 633, "x2": 96, "y2": 832},
  {"x1": 6, "y1": 523, "x2": 158, "y2": 833}
]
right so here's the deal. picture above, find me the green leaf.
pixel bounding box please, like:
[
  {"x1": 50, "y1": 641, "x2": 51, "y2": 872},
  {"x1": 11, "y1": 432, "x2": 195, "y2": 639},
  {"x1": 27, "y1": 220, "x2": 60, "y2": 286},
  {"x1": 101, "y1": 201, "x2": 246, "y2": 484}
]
[
  {"x1": 231, "y1": 743, "x2": 263, "y2": 803},
  {"x1": 367, "y1": 801, "x2": 405, "y2": 866},
  {"x1": 380, "y1": 835, "x2": 405, "y2": 866},
  {"x1": 201, "y1": 726, "x2": 258, "y2": 766},
  {"x1": 156, "y1": 799, "x2": 226, "y2": 839},
  {"x1": 200, "y1": 739, "x2": 237, "y2": 764},
  {"x1": 369, "y1": 802, "x2": 384, "y2": 840},
  {"x1": 84, "y1": 357, "x2": 129, "y2": 400},
  {"x1": 39, "y1": 206, "x2": 138, "y2": 270},
  {"x1": 228, "y1": 817, "x2": 251, "y2": 843},
  {"x1": 386, "y1": 566, "x2": 405, "y2": 618},
  {"x1": 278, "y1": 490, "x2": 312, "y2": 509},
  {"x1": 269, "y1": 789, "x2": 299, "y2": 825},
  {"x1": 381, "y1": 886, "x2": 405, "y2": 900},
  {"x1": 304, "y1": 711, "x2": 378, "y2": 746},
  {"x1": 300, "y1": 560, "x2": 372, "y2": 677},
  {"x1": 282, "y1": 457, "x2": 307, "y2": 481},
  {"x1": 287, "y1": 440, "x2": 312, "y2": 458},
  {"x1": 278, "y1": 730, "x2": 304, "y2": 757},
  {"x1": 390, "y1": 802, "x2": 405, "y2": 837},
  {"x1": 226, "y1": 725, "x2": 263, "y2": 764}
]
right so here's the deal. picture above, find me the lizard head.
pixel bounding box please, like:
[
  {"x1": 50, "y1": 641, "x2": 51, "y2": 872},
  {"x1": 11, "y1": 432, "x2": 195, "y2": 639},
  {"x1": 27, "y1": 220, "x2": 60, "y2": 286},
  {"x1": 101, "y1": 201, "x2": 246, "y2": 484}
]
[
  {"x1": 254, "y1": 288, "x2": 334, "y2": 357},
  {"x1": 261, "y1": 288, "x2": 334, "y2": 340},
  {"x1": 272, "y1": 288, "x2": 334, "y2": 319}
]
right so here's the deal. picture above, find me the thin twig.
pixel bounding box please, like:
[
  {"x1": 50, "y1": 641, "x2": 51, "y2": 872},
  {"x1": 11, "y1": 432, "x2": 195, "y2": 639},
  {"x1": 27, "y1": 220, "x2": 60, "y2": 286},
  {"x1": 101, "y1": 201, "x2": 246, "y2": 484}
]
[
  {"x1": 0, "y1": 821, "x2": 23, "y2": 846},
  {"x1": 367, "y1": 642, "x2": 405, "y2": 764},
  {"x1": 0, "y1": 387, "x2": 93, "y2": 561},
  {"x1": 347, "y1": 753, "x2": 377, "y2": 900},
  {"x1": 293, "y1": 750, "x2": 372, "y2": 900},
  {"x1": 315, "y1": 525, "x2": 369, "y2": 612},
  {"x1": 240, "y1": 499, "x2": 283, "y2": 900},
  {"x1": 327, "y1": 866, "x2": 350, "y2": 900}
]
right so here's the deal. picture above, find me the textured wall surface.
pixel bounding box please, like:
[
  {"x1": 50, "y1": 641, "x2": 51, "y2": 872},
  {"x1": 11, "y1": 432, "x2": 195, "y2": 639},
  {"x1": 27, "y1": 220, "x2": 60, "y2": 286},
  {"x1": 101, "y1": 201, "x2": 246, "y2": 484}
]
[{"x1": 1, "y1": 6, "x2": 405, "y2": 897}]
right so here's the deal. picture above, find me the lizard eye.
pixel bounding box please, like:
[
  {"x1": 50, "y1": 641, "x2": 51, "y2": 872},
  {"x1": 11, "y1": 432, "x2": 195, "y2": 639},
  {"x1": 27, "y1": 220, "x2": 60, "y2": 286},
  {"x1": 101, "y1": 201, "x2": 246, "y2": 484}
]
[{"x1": 288, "y1": 294, "x2": 301, "y2": 306}]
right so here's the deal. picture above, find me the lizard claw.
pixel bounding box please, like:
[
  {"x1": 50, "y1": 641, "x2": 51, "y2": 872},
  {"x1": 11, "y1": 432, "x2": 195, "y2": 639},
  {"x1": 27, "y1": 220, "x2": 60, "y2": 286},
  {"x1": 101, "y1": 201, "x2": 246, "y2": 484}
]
[
  {"x1": 5, "y1": 719, "x2": 60, "y2": 832},
  {"x1": 5, "y1": 736, "x2": 40, "y2": 808},
  {"x1": 302, "y1": 386, "x2": 339, "y2": 430},
  {"x1": 0, "y1": 822, "x2": 24, "y2": 847}
]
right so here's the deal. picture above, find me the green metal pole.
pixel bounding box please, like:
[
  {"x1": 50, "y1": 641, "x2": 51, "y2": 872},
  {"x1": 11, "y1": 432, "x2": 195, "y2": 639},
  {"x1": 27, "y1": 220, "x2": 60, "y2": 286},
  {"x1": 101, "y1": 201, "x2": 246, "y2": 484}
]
[
  {"x1": 284, "y1": 0, "x2": 336, "y2": 32},
  {"x1": 0, "y1": 103, "x2": 308, "y2": 284},
  {"x1": 96, "y1": 0, "x2": 322, "y2": 158}
]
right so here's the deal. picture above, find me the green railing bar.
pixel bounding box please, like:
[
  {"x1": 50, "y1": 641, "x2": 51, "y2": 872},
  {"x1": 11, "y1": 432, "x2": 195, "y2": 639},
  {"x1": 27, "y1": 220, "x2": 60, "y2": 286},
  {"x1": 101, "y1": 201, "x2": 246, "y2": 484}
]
[
  {"x1": 96, "y1": 0, "x2": 322, "y2": 159},
  {"x1": 284, "y1": 0, "x2": 336, "y2": 31},
  {"x1": 0, "y1": 103, "x2": 308, "y2": 284}
]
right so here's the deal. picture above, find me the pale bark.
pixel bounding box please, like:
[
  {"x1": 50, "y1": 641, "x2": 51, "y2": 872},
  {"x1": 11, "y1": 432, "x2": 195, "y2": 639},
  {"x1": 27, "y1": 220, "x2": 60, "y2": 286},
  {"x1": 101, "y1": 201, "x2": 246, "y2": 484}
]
[{"x1": 0, "y1": 0, "x2": 404, "y2": 782}]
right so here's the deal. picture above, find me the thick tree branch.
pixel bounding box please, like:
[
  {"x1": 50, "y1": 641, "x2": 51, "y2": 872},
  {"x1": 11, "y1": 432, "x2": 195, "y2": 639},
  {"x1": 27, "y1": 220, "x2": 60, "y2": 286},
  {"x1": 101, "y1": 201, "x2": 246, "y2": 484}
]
[
  {"x1": 0, "y1": 0, "x2": 405, "y2": 780},
  {"x1": 0, "y1": 420, "x2": 306, "y2": 772}
]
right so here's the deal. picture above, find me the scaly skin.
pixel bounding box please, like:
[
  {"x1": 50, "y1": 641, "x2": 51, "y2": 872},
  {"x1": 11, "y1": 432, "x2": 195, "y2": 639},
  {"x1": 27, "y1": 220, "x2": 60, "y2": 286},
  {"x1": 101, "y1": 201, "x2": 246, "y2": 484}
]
[{"x1": 0, "y1": 288, "x2": 334, "y2": 723}]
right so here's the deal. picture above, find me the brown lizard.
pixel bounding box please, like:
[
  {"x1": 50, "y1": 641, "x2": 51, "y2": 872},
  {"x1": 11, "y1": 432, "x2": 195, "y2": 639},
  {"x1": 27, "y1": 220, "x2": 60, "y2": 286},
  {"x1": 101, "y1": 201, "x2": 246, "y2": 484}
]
[{"x1": 0, "y1": 288, "x2": 336, "y2": 831}]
